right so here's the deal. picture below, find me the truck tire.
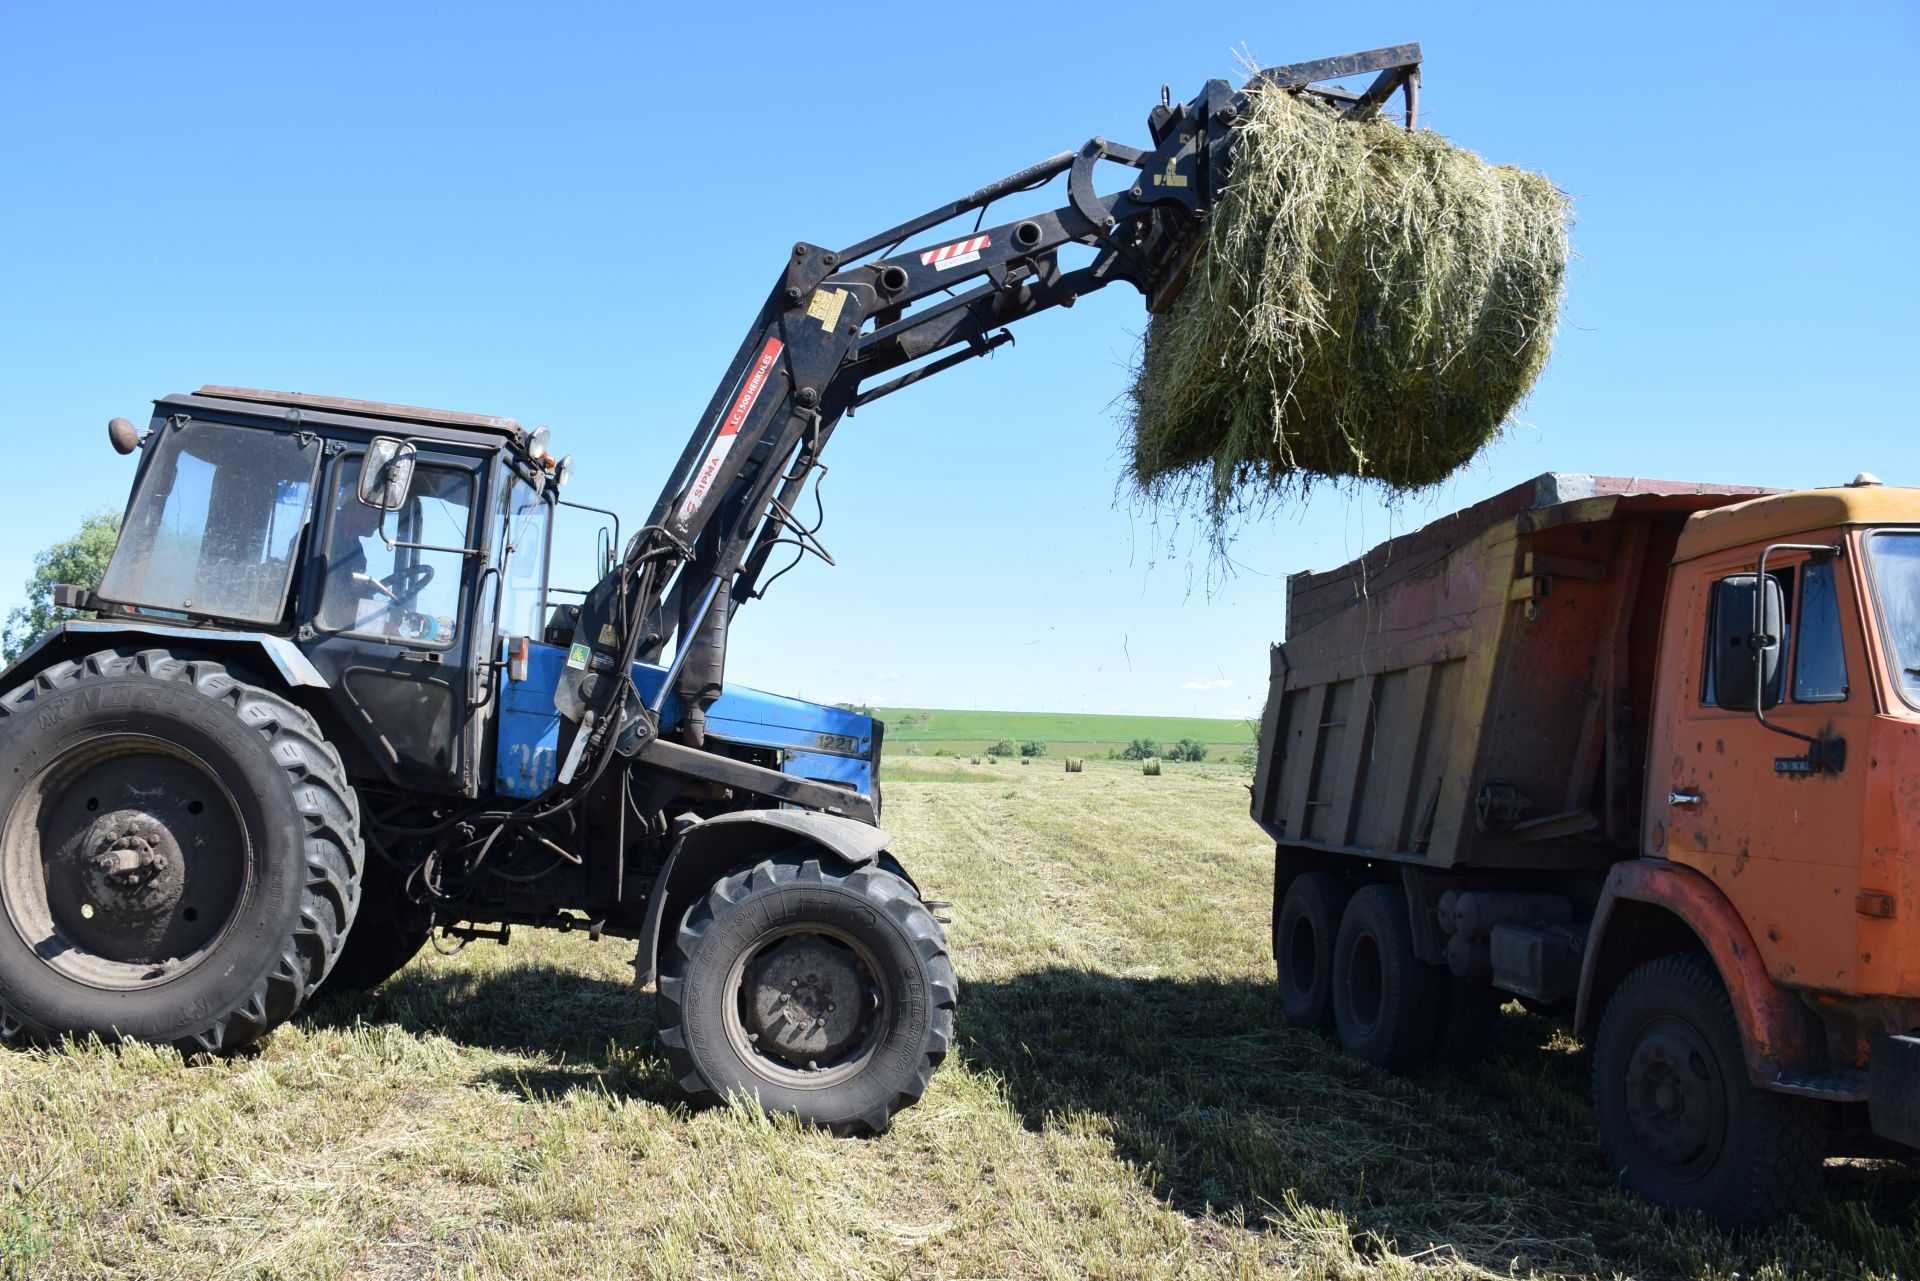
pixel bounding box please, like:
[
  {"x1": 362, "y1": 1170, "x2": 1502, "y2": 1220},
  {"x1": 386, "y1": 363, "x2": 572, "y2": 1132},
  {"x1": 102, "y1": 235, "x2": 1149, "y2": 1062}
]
[
  {"x1": 0, "y1": 650, "x2": 360, "y2": 1053},
  {"x1": 656, "y1": 853, "x2": 956, "y2": 1135},
  {"x1": 1593, "y1": 953, "x2": 1823, "y2": 1226},
  {"x1": 1275, "y1": 871, "x2": 1349, "y2": 1028},
  {"x1": 316, "y1": 860, "x2": 428, "y2": 995},
  {"x1": 1331, "y1": 883, "x2": 1440, "y2": 1072},
  {"x1": 1429, "y1": 974, "x2": 1501, "y2": 1069}
]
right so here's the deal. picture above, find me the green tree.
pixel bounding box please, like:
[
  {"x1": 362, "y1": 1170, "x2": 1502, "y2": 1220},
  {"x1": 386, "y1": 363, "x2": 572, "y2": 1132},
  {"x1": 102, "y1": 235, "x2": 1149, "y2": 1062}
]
[
  {"x1": 984, "y1": 739, "x2": 1020, "y2": 757},
  {"x1": 2, "y1": 512, "x2": 121, "y2": 661},
  {"x1": 1121, "y1": 737, "x2": 1160, "y2": 760},
  {"x1": 1018, "y1": 739, "x2": 1048, "y2": 757},
  {"x1": 1170, "y1": 737, "x2": 1209, "y2": 762}
]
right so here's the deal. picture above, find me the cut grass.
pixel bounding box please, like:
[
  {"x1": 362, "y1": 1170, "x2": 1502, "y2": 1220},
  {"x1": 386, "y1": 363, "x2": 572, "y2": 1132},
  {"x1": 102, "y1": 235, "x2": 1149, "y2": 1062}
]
[
  {"x1": 2, "y1": 759, "x2": 1913, "y2": 1279},
  {"x1": 1129, "y1": 87, "x2": 1568, "y2": 532}
]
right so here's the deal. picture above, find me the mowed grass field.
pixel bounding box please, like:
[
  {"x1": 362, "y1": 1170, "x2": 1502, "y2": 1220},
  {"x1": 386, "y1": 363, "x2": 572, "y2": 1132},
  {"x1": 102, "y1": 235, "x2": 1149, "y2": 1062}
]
[
  {"x1": 3, "y1": 758, "x2": 1915, "y2": 1280},
  {"x1": 874, "y1": 706, "x2": 1255, "y2": 758}
]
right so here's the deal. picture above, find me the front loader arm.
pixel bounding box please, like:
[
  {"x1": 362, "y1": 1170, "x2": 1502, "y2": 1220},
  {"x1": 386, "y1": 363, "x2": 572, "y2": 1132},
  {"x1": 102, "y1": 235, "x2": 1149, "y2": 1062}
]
[{"x1": 551, "y1": 45, "x2": 1421, "y2": 788}]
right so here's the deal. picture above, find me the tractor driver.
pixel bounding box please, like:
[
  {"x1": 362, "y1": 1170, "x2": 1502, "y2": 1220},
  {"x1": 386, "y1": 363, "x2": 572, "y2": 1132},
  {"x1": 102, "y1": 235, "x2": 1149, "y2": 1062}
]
[{"x1": 318, "y1": 495, "x2": 397, "y2": 634}]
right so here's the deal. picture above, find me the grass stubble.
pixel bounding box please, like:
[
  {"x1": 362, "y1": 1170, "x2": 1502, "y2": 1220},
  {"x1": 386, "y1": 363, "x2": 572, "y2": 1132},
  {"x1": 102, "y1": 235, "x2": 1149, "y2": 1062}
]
[
  {"x1": 1128, "y1": 88, "x2": 1570, "y2": 537},
  {"x1": 2, "y1": 757, "x2": 1913, "y2": 1280}
]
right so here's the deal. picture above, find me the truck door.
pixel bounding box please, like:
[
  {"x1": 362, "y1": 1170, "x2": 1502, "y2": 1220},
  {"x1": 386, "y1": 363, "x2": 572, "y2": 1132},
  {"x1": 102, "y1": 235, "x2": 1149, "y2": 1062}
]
[
  {"x1": 304, "y1": 449, "x2": 485, "y2": 795},
  {"x1": 1651, "y1": 549, "x2": 1871, "y2": 991}
]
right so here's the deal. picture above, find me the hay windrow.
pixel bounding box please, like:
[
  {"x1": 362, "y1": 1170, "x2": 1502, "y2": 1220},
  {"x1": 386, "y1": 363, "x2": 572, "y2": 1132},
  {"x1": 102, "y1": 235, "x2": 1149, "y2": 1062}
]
[{"x1": 1127, "y1": 88, "x2": 1570, "y2": 525}]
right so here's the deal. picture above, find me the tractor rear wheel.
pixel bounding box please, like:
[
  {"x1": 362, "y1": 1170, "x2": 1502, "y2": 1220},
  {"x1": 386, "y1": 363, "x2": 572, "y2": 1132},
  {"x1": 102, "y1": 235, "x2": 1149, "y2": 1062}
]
[
  {"x1": 656, "y1": 853, "x2": 955, "y2": 1135},
  {"x1": 0, "y1": 650, "x2": 360, "y2": 1053},
  {"x1": 316, "y1": 859, "x2": 429, "y2": 995}
]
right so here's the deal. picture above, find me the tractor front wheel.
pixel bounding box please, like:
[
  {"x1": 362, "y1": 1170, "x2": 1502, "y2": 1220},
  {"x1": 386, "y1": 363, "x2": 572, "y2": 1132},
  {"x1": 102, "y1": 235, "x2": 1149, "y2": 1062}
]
[
  {"x1": 0, "y1": 650, "x2": 360, "y2": 1053},
  {"x1": 656, "y1": 853, "x2": 955, "y2": 1135}
]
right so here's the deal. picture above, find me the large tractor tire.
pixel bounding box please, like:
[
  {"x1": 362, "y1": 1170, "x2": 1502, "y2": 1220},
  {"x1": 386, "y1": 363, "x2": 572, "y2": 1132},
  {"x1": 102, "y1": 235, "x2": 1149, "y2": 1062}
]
[
  {"x1": 656, "y1": 853, "x2": 956, "y2": 1135},
  {"x1": 1274, "y1": 870, "x2": 1349, "y2": 1029},
  {"x1": 0, "y1": 650, "x2": 360, "y2": 1053},
  {"x1": 1593, "y1": 953, "x2": 1823, "y2": 1226},
  {"x1": 1330, "y1": 883, "x2": 1440, "y2": 1072},
  {"x1": 316, "y1": 859, "x2": 430, "y2": 996}
]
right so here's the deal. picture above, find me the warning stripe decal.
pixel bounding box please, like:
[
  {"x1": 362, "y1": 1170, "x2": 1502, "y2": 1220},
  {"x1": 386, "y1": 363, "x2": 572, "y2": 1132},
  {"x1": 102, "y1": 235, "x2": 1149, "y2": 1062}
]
[
  {"x1": 920, "y1": 234, "x2": 991, "y2": 269},
  {"x1": 680, "y1": 335, "x2": 784, "y2": 523}
]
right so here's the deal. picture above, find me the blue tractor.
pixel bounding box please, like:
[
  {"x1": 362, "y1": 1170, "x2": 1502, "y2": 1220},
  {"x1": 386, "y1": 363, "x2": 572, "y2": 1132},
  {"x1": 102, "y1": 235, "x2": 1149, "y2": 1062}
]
[{"x1": 0, "y1": 48, "x2": 1420, "y2": 1130}]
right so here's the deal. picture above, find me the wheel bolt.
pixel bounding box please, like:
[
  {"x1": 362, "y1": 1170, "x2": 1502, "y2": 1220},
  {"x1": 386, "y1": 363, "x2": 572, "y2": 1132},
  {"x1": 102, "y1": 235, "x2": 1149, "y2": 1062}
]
[{"x1": 778, "y1": 993, "x2": 789, "y2": 1003}]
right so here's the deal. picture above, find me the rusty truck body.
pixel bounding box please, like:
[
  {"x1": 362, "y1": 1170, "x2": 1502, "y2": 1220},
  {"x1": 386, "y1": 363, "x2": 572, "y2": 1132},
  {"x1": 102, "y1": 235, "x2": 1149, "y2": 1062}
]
[{"x1": 1253, "y1": 471, "x2": 1918, "y2": 1224}]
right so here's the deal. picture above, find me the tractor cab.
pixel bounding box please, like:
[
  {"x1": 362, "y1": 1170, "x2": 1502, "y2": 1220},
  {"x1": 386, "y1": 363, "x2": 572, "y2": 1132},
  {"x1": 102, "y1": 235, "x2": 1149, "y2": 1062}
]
[{"x1": 83, "y1": 386, "x2": 567, "y2": 797}]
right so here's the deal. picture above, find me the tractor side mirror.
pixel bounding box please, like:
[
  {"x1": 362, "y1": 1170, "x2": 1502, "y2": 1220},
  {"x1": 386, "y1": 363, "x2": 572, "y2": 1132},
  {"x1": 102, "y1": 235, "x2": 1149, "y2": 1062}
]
[
  {"x1": 1712, "y1": 572, "x2": 1784, "y2": 712},
  {"x1": 359, "y1": 437, "x2": 416, "y2": 512}
]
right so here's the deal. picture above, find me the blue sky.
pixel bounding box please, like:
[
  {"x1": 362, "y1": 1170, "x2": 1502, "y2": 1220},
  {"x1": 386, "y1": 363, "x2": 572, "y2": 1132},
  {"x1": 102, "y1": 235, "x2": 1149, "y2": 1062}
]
[{"x1": 4, "y1": 1, "x2": 1915, "y2": 719}]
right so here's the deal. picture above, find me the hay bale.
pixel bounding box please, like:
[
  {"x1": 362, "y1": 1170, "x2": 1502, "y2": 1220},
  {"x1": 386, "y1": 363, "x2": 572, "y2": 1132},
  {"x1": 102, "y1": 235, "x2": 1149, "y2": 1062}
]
[
  {"x1": 1141, "y1": 758, "x2": 1161, "y2": 777},
  {"x1": 1129, "y1": 88, "x2": 1568, "y2": 523}
]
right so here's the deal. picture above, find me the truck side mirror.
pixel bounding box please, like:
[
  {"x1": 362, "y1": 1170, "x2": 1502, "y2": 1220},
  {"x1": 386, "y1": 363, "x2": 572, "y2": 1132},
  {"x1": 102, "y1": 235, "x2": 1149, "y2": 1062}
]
[
  {"x1": 1712, "y1": 572, "x2": 1784, "y2": 712},
  {"x1": 359, "y1": 437, "x2": 416, "y2": 512}
]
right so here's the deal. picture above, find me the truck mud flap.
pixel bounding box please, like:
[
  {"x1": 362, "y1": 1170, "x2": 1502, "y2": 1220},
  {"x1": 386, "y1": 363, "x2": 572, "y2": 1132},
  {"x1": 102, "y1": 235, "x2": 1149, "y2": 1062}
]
[{"x1": 1869, "y1": 1033, "x2": 1920, "y2": 1151}]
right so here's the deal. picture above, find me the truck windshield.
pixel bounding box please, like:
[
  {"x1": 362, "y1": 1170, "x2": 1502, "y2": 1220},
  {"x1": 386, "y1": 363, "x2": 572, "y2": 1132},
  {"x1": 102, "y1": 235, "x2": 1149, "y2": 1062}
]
[
  {"x1": 1866, "y1": 530, "x2": 1920, "y2": 710},
  {"x1": 99, "y1": 421, "x2": 320, "y2": 624}
]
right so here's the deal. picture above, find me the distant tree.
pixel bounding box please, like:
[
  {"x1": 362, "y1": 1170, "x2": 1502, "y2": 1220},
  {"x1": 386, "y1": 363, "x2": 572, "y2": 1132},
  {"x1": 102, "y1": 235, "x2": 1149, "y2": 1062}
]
[
  {"x1": 896, "y1": 715, "x2": 919, "y2": 730},
  {"x1": 1121, "y1": 738, "x2": 1160, "y2": 761},
  {"x1": 984, "y1": 739, "x2": 1020, "y2": 757},
  {"x1": 833, "y1": 701, "x2": 877, "y2": 717},
  {"x1": 1018, "y1": 740, "x2": 1048, "y2": 758},
  {"x1": 2, "y1": 512, "x2": 121, "y2": 661},
  {"x1": 1169, "y1": 737, "x2": 1209, "y2": 762}
]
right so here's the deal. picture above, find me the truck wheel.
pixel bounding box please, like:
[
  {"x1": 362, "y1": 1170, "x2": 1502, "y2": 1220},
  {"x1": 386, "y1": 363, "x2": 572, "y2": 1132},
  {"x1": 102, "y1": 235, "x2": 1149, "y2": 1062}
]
[
  {"x1": 656, "y1": 854, "x2": 956, "y2": 1135},
  {"x1": 0, "y1": 650, "x2": 360, "y2": 1053},
  {"x1": 1429, "y1": 974, "x2": 1501, "y2": 1069},
  {"x1": 1275, "y1": 871, "x2": 1349, "y2": 1028},
  {"x1": 1331, "y1": 883, "x2": 1439, "y2": 1072},
  {"x1": 316, "y1": 860, "x2": 428, "y2": 995},
  {"x1": 1593, "y1": 953, "x2": 1824, "y2": 1225}
]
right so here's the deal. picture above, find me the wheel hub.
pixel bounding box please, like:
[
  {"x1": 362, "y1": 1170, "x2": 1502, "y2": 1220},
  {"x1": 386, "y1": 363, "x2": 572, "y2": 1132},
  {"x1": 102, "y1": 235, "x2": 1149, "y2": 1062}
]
[
  {"x1": 79, "y1": 816, "x2": 179, "y2": 916},
  {"x1": 1624, "y1": 1025, "x2": 1720, "y2": 1169},
  {"x1": 740, "y1": 937, "x2": 870, "y2": 1065}
]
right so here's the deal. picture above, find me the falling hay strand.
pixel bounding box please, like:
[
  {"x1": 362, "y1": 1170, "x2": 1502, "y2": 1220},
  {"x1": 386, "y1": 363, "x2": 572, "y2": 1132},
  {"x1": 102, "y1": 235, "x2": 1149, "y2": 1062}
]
[{"x1": 1128, "y1": 88, "x2": 1569, "y2": 525}]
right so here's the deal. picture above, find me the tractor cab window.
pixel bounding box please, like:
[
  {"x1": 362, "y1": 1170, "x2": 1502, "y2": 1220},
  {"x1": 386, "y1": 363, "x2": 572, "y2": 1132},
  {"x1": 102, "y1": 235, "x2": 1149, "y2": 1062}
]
[
  {"x1": 316, "y1": 457, "x2": 473, "y2": 648},
  {"x1": 98, "y1": 420, "x2": 319, "y2": 624},
  {"x1": 496, "y1": 476, "x2": 550, "y2": 640}
]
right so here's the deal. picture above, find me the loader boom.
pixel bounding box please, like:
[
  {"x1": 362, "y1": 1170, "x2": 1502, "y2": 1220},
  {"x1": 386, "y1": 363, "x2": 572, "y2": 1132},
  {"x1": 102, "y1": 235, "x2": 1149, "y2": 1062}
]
[{"x1": 553, "y1": 44, "x2": 1423, "y2": 780}]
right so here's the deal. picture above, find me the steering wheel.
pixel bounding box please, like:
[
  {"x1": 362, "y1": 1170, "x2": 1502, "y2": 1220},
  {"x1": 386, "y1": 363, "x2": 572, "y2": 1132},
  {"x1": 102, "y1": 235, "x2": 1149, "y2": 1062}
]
[{"x1": 378, "y1": 563, "x2": 435, "y2": 604}]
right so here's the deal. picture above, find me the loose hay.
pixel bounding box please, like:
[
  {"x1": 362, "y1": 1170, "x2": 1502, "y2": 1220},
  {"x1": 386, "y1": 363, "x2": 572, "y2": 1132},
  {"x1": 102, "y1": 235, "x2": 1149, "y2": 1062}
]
[{"x1": 1128, "y1": 87, "x2": 1569, "y2": 524}]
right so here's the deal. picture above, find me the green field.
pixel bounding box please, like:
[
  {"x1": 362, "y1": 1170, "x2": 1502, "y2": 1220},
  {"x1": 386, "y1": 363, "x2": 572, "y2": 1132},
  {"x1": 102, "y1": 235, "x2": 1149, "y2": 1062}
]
[
  {"x1": 4, "y1": 757, "x2": 1912, "y2": 1279},
  {"x1": 868, "y1": 705, "x2": 1256, "y2": 757}
]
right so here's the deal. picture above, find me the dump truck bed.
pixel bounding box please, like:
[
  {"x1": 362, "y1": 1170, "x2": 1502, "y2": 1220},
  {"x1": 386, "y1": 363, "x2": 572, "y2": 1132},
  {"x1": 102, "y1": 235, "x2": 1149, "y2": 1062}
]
[{"x1": 1252, "y1": 474, "x2": 1773, "y2": 870}]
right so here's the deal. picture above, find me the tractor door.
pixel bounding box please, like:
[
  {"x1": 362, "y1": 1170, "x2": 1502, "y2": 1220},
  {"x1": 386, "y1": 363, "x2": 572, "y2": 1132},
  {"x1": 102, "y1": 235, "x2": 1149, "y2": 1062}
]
[{"x1": 303, "y1": 448, "x2": 488, "y2": 795}]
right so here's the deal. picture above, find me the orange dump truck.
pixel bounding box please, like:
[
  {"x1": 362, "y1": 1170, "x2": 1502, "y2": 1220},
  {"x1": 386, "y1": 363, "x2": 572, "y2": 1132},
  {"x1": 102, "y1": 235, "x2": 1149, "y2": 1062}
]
[{"x1": 1253, "y1": 472, "x2": 1918, "y2": 1224}]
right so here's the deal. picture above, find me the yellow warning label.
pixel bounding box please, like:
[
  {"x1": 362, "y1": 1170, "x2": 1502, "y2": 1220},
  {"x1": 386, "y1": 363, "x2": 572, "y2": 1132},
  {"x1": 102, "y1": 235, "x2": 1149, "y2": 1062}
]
[
  {"x1": 807, "y1": 287, "x2": 848, "y2": 331},
  {"x1": 1151, "y1": 157, "x2": 1189, "y2": 188},
  {"x1": 598, "y1": 624, "x2": 617, "y2": 646}
]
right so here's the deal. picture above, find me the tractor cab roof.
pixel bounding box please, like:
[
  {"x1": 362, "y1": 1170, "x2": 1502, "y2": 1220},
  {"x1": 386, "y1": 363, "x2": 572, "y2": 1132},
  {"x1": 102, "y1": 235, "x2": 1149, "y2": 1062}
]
[{"x1": 155, "y1": 385, "x2": 530, "y2": 455}]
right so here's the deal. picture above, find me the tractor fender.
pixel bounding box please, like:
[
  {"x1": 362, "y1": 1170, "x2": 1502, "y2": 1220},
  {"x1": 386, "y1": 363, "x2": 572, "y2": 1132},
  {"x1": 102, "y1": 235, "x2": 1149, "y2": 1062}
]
[
  {"x1": 630, "y1": 809, "x2": 891, "y2": 989},
  {"x1": 1575, "y1": 859, "x2": 1813, "y2": 1085},
  {"x1": 3, "y1": 620, "x2": 328, "y2": 689}
]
